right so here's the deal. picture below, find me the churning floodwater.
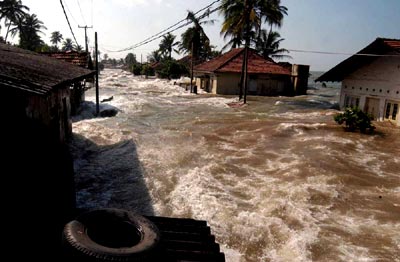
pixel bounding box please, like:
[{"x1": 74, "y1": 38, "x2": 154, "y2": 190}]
[{"x1": 70, "y1": 69, "x2": 400, "y2": 262}]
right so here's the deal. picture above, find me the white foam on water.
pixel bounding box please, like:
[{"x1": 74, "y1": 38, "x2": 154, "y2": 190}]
[{"x1": 72, "y1": 68, "x2": 400, "y2": 262}]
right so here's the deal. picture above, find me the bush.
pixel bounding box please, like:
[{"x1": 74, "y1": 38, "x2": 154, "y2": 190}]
[
  {"x1": 334, "y1": 107, "x2": 375, "y2": 133},
  {"x1": 156, "y1": 60, "x2": 188, "y2": 79}
]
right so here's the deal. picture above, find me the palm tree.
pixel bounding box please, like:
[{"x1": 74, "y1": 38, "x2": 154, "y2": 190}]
[
  {"x1": 74, "y1": 43, "x2": 83, "y2": 52},
  {"x1": 179, "y1": 10, "x2": 214, "y2": 63},
  {"x1": 158, "y1": 33, "x2": 179, "y2": 60},
  {"x1": 10, "y1": 13, "x2": 46, "y2": 51},
  {"x1": 0, "y1": 0, "x2": 29, "y2": 42},
  {"x1": 219, "y1": 0, "x2": 287, "y2": 103},
  {"x1": 256, "y1": 29, "x2": 291, "y2": 60},
  {"x1": 62, "y1": 38, "x2": 74, "y2": 51},
  {"x1": 220, "y1": 0, "x2": 287, "y2": 49},
  {"x1": 147, "y1": 50, "x2": 161, "y2": 63},
  {"x1": 50, "y1": 31, "x2": 63, "y2": 50}
]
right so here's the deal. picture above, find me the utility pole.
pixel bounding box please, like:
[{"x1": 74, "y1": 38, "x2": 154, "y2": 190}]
[
  {"x1": 78, "y1": 25, "x2": 93, "y2": 53},
  {"x1": 95, "y1": 32, "x2": 99, "y2": 116}
]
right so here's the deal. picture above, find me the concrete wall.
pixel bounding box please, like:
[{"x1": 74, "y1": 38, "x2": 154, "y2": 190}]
[
  {"x1": 208, "y1": 73, "x2": 291, "y2": 96},
  {"x1": 340, "y1": 53, "x2": 400, "y2": 125}
]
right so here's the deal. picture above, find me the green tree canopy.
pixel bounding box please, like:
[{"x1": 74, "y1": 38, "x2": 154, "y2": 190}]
[
  {"x1": 219, "y1": 0, "x2": 287, "y2": 50},
  {"x1": 62, "y1": 38, "x2": 74, "y2": 51},
  {"x1": 125, "y1": 53, "x2": 137, "y2": 66},
  {"x1": 158, "y1": 33, "x2": 179, "y2": 60},
  {"x1": 10, "y1": 13, "x2": 46, "y2": 51},
  {"x1": 255, "y1": 29, "x2": 291, "y2": 60},
  {"x1": 50, "y1": 31, "x2": 63, "y2": 50},
  {"x1": 179, "y1": 10, "x2": 214, "y2": 63},
  {"x1": 0, "y1": 0, "x2": 29, "y2": 42}
]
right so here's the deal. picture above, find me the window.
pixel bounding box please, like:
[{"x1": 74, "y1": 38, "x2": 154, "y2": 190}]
[
  {"x1": 345, "y1": 95, "x2": 360, "y2": 108},
  {"x1": 393, "y1": 104, "x2": 398, "y2": 120},
  {"x1": 384, "y1": 101, "x2": 399, "y2": 122}
]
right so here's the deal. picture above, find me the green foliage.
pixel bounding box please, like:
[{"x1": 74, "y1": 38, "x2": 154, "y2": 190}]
[
  {"x1": 131, "y1": 64, "x2": 142, "y2": 75},
  {"x1": 156, "y1": 60, "x2": 188, "y2": 79},
  {"x1": 141, "y1": 64, "x2": 155, "y2": 76},
  {"x1": 334, "y1": 107, "x2": 375, "y2": 133}
]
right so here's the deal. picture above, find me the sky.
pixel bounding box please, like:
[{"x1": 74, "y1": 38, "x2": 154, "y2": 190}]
[{"x1": 7, "y1": 0, "x2": 400, "y2": 71}]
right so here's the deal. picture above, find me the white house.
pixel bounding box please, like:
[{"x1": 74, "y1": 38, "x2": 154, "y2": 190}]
[{"x1": 317, "y1": 38, "x2": 400, "y2": 126}]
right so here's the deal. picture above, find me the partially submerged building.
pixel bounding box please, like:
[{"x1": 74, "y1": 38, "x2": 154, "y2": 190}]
[
  {"x1": 193, "y1": 48, "x2": 309, "y2": 96},
  {"x1": 0, "y1": 44, "x2": 95, "y2": 143},
  {"x1": 316, "y1": 38, "x2": 400, "y2": 126}
]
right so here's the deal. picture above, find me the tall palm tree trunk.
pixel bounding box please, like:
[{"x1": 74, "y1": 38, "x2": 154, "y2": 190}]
[
  {"x1": 243, "y1": 0, "x2": 251, "y2": 104},
  {"x1": 5, "y1": 19, "x2": 11, "y2": 42}
]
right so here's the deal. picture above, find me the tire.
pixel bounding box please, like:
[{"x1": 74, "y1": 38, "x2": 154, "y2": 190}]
[{"x1": 62, "y1": 208, "x2": 160, "y2": 261}]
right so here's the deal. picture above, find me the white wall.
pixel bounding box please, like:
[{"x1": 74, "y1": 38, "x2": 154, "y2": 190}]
[{"x1": 340, "y1": 53, "x2": 400, "y2": 125}]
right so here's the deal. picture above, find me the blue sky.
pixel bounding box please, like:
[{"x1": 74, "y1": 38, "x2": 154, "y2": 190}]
[{"x1": 13, "y1": 0, "x2": 400, "y2": 71}]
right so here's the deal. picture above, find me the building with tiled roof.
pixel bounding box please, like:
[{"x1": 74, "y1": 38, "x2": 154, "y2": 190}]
[
  {"x1": 194, "y1": 48, "x2": 309, "y2": 96},
  {"x1": 316, "y1": 38, "x2": 400, "y2": 126}
]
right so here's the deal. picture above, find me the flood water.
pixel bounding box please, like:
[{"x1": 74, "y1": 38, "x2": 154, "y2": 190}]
[{"x1": 71, "y1": 69, "x2": 400, "y2": 262}]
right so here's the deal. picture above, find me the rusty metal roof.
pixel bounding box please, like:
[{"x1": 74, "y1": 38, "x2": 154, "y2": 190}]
[
  {"x1": 194, "y1": 48, "x2": 291, "y2": 75},
  {"x1": 316, "y1": 38, "x2": 400, "y2": 82},
  {"x1": 0, "y1": 44, "x2": 95, "y2": 96}
]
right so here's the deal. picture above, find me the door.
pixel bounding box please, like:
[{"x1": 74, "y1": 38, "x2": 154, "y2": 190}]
[
  {"x1": 364, "y1": 97, "x2": 380, "y2": 120},
  {"x1": 384, "y1": 101, "x2": 399, "y2": 123}
]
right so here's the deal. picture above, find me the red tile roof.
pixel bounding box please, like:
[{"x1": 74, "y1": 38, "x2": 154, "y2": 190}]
[
  {"x1": 194, "y1": 48, "x2": 291, "y2": 75},
  {"x1": 316, "y1": 38, "x2": 400, "y2": 82},
  {"x1": 42, "y1": 51, "x2": 89, "y2": 68}
]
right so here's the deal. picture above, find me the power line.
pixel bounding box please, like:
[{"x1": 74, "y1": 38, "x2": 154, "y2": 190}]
[
  {"x1": 60, "y1": 0, "x2": 79, "y2": 47},
  {"x1": 77, "y1": 0, "x2": 87, "y2": 25},
  {"x1": 287, "y1": 48, "x2": 400, "y2": 57},
  {"x1": 106, "y1": 0, "x2": 222, "y2": 53},
  {"x1": 63, "y1": 0, "x2": 78, "y2": 25}
]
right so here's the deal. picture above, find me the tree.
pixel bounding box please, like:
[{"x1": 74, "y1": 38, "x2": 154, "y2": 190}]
[
  {"x1": 220, "y1": 0, "x2": 288, "y2": 49},
  {"x1": 50, "y1": 31, "x2": 63, "y2": 50},
  {"x1": 125, "y1": 53, "x2": 136, "y2": 66},
  {"x1": 334, "y1": 107, "x2": 375, "y2": 133},
  {"x1": 256, "y1": 29, "x2": 291, "y2": 60},
  {"x1": 74, "y1": 43, "x2": 83, "y2": 52},
  {"x1": 10, "y1": 13, "x2": 46, "y2": 51},
  {"x1": 62, "y1": 38, "x2": 74, "y2": 51},
  {"x1": 158, "y1": 33, "x2": 179, "y2": 60},
  {"x1": 219, "y1": 0, "x2": 287, "y2": 102},
  {"x1": 179, "y1": 10, "x2": 214, "y2": 63},
  {"x1": 0, "y1": 0, "x2": 29, "y2": 42},
  {"x1": 147, "y1": 50, "x2": 161, "y2": 63}
]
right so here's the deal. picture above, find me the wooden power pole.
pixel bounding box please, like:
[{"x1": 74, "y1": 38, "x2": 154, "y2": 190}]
[
  {"x1": 95, "y1": 32, "x2": 99, "y2": 116},
  {"x1": 78, "y1": 25, "x2": 93, "y2": 53}
]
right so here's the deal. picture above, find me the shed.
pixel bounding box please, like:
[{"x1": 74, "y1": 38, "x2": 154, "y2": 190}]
[
  {"x1": 193, "y1": 48, "x2": 308, "y2": 96},
  {"x1": 316, "y1": 38, "x2": 400, "y2": 126},
  {"x1": 0, "y1": 43, "x2": 95, "y2": 143}
]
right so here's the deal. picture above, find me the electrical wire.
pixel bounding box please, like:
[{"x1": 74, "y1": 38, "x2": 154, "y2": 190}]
[
  {"x1": 286, "y1": 49, "x2": 400, "y2": 57},
  {"x1": 77, "y1": 0, "x2": 86, "y2": 25},
  {"x1": 60, "y1": 0, "x2": 80, "y2": 47},
  {"x1": 105, "y1": 0, "x2": 222, "y2": 53}
]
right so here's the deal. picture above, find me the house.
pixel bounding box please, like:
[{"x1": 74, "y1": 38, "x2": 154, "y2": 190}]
[
  {"x1": 0, "y1": 43, "x2": 95, "y2": 143},
  {"x1": 42, "y1": 51, "x2": 94, "y2": 114},
  {"x1": 316, "y1": 38, "x2": 400, "y2": 126},
  {"x1": 193, "y1": 48, "x2": 309, "y2": 96},
  {"x1": 0, "y1": 43, "x2": 96, "y2": 259}
]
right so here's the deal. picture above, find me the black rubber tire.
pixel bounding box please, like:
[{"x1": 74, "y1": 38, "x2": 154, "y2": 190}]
[{"x1": 62, "y1": 208, "x2": 160, "y2": 261}]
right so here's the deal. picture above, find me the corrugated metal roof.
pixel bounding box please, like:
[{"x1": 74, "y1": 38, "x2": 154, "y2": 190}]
[
  {"x1": 316, "y1": 38, "x2": 400, "y2": 82},
  {"x1": 0, "y1": 44, "x2": 95, "y2": 96},
  {"x1": 194, "y1": 48, "x2": 291, "y2": 75}
]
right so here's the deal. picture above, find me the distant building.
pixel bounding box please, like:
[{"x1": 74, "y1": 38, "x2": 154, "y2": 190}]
[
  {"x1": 316, "y1": 38, "x2": 400, "y2": 126},
  {"x1": 193, "y1": 48, "x2": 309, "y2": 96}
]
